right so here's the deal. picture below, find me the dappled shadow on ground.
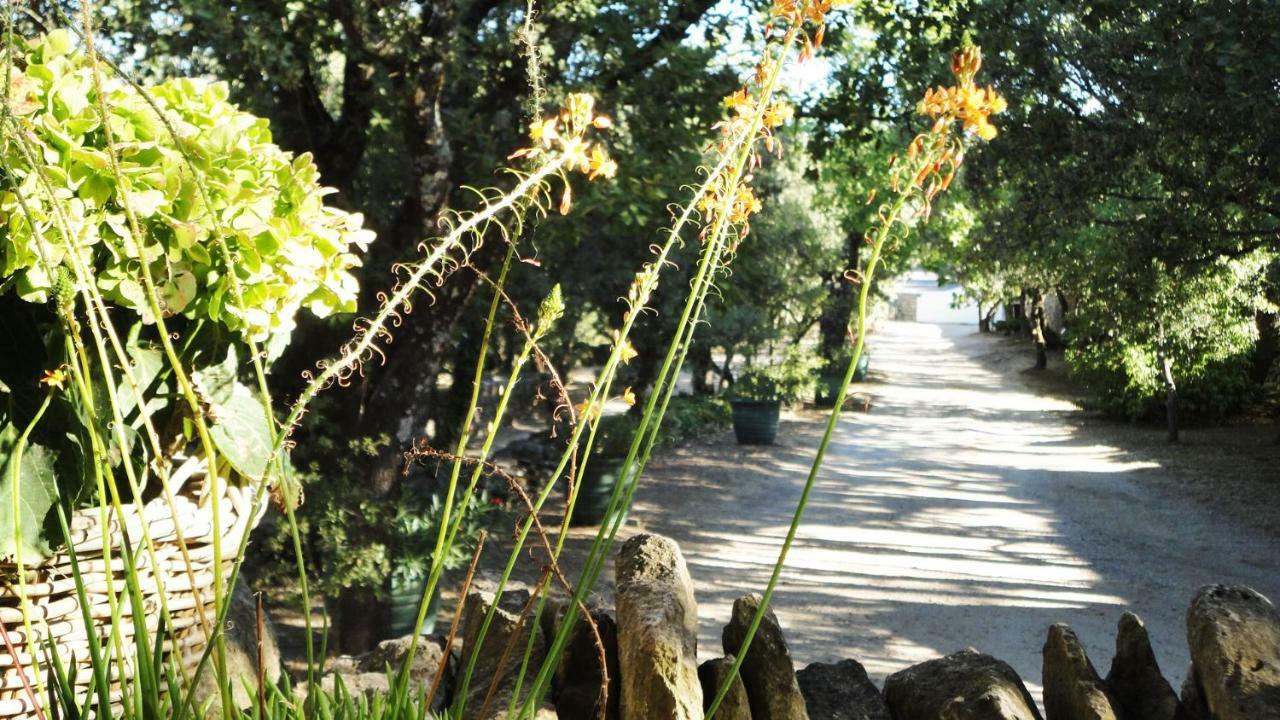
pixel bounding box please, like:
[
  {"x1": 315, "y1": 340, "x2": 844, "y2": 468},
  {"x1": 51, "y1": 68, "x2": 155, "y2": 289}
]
[{"x1": 493, "y1": 321, "x2": 1280, "y2": 703}]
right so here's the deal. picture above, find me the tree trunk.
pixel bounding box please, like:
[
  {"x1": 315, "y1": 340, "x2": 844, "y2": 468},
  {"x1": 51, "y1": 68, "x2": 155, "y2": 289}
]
[
  {"x1": 1028, "y1": 288, "x2": 1048, "y2": 370},
  {"x1": 1251, "y1": 308, "x2": 1278, "y2": 384},
  {"x1": 1157, "y1": 322, "x2": 1180, "y2": 444},
  {"x1": 977, "y1": 302, "x2": 990, "y2": 333},
  {"x1": 690, "y1": 339, "x2": 715, "y2": 394},
  {"x1": 331, "y1": 3, "x2": 461, "y2": 653},
  {"x1": 818, "y1": 232, "x2": 861, "y2": 361}
]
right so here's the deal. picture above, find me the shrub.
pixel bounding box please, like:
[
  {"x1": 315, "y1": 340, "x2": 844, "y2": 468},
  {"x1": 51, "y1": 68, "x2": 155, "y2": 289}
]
[
  {"x1": 730, "y1": 348, "x2": 822, "y2": 404},
  {"x1": 581, "y1": 395, "x2": 730, "y2": 459},
  {"x1": 661, "y1": 394, "x2": 732, "y2": 443},
  {"x1": 0, "y1": 29, "x2": 373, "y2": 559},
  {"x1": 1068, "y1": 341, "x2": 1258, "y2": 422}
]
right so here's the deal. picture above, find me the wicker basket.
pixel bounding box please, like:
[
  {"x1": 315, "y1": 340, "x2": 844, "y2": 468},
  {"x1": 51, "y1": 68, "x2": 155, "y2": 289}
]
[{"x1": 0, "y1": 458, "x2": 266, "y2": 718}]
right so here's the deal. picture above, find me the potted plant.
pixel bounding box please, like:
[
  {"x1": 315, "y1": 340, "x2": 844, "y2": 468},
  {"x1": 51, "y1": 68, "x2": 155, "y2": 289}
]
[
  {"x1": 0, "y1": 30, "x2": 373, "y2": 707},
  {"x1": 729, "y1": 350, "x2": 820, "y2": 444},
  {"x1": 566, "y1": 412, "x2": 637, "y2": 527},
  {"x1": 388, "y1": 490, "x2": 502, "y2": 636},
  {"x1": 815, "y1": 345, "x2": 871, "y2": 408}
]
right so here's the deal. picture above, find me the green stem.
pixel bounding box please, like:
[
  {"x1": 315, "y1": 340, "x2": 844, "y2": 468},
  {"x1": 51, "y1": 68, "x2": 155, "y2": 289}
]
[
  {"x1": 270, "y1": 161, "x2": 565, "y2": 465},
  {"x1": 392, "y1": 246, "x2": 515, "y2": 701},
  {"x1": 519, "y1": 25, "x2": 801, "y2": 717},
  {"x1": 447, "y1": 147, "x2": 740, "y2": 716},
  {"x1": 703, "y1": 186, "x2": 912, "y2": 720}
]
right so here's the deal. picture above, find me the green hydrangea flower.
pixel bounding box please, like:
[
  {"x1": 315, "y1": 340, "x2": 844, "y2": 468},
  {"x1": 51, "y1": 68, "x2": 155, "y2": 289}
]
[{"x1": 1, "y1": 29, "x2": 375, "y2": 345}]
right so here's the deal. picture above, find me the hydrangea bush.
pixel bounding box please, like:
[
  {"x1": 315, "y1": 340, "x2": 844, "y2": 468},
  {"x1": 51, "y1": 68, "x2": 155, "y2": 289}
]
[
  {"x1": 2, "y1": 29, "x2": 373, "y2": 347},
  {"x1": 0, "y1": 29, "x2": 374, "y2": 557}
]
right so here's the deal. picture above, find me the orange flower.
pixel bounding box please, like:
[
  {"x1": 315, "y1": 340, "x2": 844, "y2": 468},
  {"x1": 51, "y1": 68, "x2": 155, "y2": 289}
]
[
  {"x1": 587, "y1": 146, "x2": 618, "y2": 180},
  {"x1": 952, "y1": 45, "x2": 982, "y2": 83},
  {"x1": 564, "y1": 93, "x2": 596, "y2": 133},
  {"x1": 40, "y1": 366, "x2": 68, "y2": 390},
  {"x1": 762, "y1": 102, "x2": 794, "y2": 129},
  {"x1": 559, "y1": 184, "x2": 573, "y2": 215},
  {"x1": 576, "y1": 397, "x2": 601, "y2": 423},
  {"x1": 724, "y1": 89, "x2": 753, "y2": 114},
  {"x1": 529, "y1": 117, "x2": 559, "y2": 148},
  {"x1": 915, "y1": 47, "x2": 1006, "y2": 142},
  {"x1": 620, "y1": 341, "x2": 638, "y2": 364}
]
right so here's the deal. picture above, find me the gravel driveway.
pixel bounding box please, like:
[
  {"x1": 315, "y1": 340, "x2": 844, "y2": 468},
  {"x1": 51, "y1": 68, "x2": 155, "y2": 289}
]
[{"x1": 522, "y1": 320, "x2": 1280, "y2": 700}]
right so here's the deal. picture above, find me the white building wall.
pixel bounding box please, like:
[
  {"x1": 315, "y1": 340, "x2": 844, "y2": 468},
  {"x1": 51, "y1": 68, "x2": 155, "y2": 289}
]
[
  {"x1": 915, "y1": 288, "x2": 982, "y2": 325},
  {"x1": 888, "y1": 270, "x2": 1004, "y2": 326}
]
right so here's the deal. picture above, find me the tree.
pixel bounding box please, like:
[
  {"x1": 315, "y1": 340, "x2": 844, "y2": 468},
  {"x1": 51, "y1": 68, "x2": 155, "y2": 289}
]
[
  {"x1": 701, "y1": 131, "x2": 844, "y2": 382},
  {"x1": 93, "y1": 0, "x2": 746, "y2": 649},
  {"x1": 815, "y1": 0, "x2": 1280, "y2": 434}
]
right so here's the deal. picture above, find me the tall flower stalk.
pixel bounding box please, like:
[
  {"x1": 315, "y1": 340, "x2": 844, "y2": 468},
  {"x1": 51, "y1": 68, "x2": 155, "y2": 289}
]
[
  {"x1": 438, "y1": 3, "x2": 847, "y2": 718},
  {"x1": 705, "y1": 41, "x2": 1006, "y2": 718}
]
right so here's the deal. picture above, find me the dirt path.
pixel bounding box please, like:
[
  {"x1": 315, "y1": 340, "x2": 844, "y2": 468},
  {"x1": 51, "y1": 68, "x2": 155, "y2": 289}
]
[{"x1": 480, "y1": 320, "x2": 1280, "y2": 701}]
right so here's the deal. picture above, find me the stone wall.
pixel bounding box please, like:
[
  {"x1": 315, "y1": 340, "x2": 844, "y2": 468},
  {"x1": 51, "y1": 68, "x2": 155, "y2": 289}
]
[
  {"x1": 892, "y1": 293, "x2": 919, "y2": 322},
  {"x1": 310, "y1": 534, "x2": 1280, "y2": 720}
]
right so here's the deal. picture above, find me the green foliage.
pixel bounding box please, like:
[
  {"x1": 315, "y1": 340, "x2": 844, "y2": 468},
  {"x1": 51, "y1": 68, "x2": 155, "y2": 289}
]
[
  {"x1": 661, "y1": 394, "x2": 732, "y2": 443},
  {"x1": 1066, "y1": 256, "x2": 1264, "y2": 420},
  {"x1": 2, "y1": 30, "x2": 374, "y2": 344},
  {"x1": 816, "y1": 1, "x2": 1280, "y2": 423},
  {"x1": 590, "y1": 395, "x2": 730, "y2": 458},
  {"x1": 191, "y1": 347, "x2": 275, "y2": 479},
  {"x1": 819, "y1": 341, "x2": 867, "y2": 377},
  {"x1": 0, "y1": 382, "x2": 57, "y2": 559},
  {"x1": 730, "y1": 348, "x2": 822, "y2": 404},
  {"x1": 0, "y1": 28, "x2": 378, "y2": 557},
  {"x1": 391, "y1": 486, "x2": 502, "y2": 587},
  {"x1": 258, "y1": 434, "x2": 391, "y2": 598},
  {"x1": 705, "y1": 133, "x2": 844, "y2": 360},
  {"x1": 259, "y1": 431, "x2": 505, "y2": 598}
]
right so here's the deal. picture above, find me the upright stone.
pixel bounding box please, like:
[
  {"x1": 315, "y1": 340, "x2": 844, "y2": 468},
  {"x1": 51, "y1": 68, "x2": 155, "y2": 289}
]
[
  {"x1": 460, "y1": 584, "x2": 546, "y2": 720},
  {"x1": 722, "y1": 594, "x2": 809, "y2": 720},
  {"x1": 1175, "y1": 665, "x2": 1210, "y2": 720},
  {"x1": 1105, "y1": 612, "x2": 1179, "y2": 720},
  {"x1": 795, "y1": 659, "x2": 890, "y2": 720},
  {"x1": 1185, "y1": 584, "x2": 1280, "y2": 720},
  {"x1": 1042, "y1": 623, "x2": 1122, "y2": 720},
  {"x1": 883, "y1": 649, "x2": 1042, "y2": 720},
  {"x1": 698, "y1": 656, "x2": 753, "y2": 720},
  {"x1": 554, "y1": 606, "x2": 620, "y2": 720},
  {"x1": 615, "y1": 534, "x2": 702, "y2": 720},
  {"x1": 308, "y1": 634, "x2": 453, "y2": 715},
  {"x1": 193, "y1": 579, "x2": 282, "y2": 717}
]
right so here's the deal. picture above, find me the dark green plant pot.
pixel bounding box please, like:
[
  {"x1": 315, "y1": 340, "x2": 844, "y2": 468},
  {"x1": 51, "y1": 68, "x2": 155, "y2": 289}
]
[
  {"x1": 815, "y1": 376, "x2": 841, "y2": 408},
  {"x1": 731, "y1": 399, "x2": 781, "y2": 445},
  {"x1": 854, "y1": 353, "x2": 870, "y2": 380},
  {"x1": 815, "y1": 355, "x2": 871, "y2": 407},
  {"x1": 388, "y1": 576, "x2": 442, "y2": 637},
  {"x1": 566, "y1": 456, "x2": 630, "y2": 527}
]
